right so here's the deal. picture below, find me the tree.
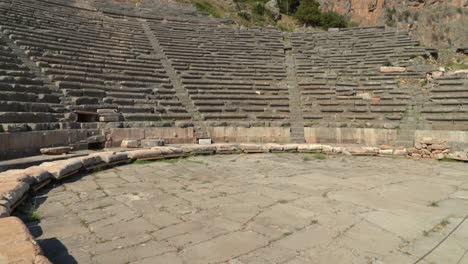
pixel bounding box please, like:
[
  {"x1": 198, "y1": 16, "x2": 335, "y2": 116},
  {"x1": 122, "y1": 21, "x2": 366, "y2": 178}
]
[{"x1": 294, "y1": 0, "x2": 321, "y2": 26}]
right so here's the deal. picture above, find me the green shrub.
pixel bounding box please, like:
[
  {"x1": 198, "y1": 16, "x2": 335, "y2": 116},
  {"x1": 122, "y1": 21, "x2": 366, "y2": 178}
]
[
  {"x1": 386, "y1": 7, "x2": 396, "y2": 26},
  {"x1": 294, "y1": 0, "x2": 348, "y2": 29},
  {"x1": 294, "y1": 0, "x2": 322, "y2": 27},
  {"x1": 278, "y1": 0, "x2": 300, "y2": 15},
  {"x1": 320, "y1": 11, "x2": 347, "y2": 29},
  {"x1": 253, "y1": 2, "x2": 265, "y2": 16}
]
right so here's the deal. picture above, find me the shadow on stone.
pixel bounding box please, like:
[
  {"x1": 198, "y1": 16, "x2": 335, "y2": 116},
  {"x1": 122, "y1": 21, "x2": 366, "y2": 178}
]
[{"x1": 38, "y1": 237, "x2": 78, "y2": 264}]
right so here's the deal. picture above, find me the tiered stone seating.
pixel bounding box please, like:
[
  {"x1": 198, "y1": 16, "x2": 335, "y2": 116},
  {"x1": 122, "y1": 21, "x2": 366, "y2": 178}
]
[
  {"x1": 421, "y1": 74, "x2": 468, "y2": 130},
  {"x1": 0, "y1": 38, "x2": 65, "y2": 131},
  {"x1": 0, "y1": 0, "x2": 191, "y2": 128},
  {"x1": 149, "y1": 21, "x2": 289, "y2": 126},
  {"x1": 291, "y1": 27, "x2": 427, "y2": 127}
]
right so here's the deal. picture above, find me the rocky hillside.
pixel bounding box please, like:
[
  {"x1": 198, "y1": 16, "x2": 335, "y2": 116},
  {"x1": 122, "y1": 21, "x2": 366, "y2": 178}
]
[{"x1": 319, "y1": 0, "x2": 467, "y2": 48}]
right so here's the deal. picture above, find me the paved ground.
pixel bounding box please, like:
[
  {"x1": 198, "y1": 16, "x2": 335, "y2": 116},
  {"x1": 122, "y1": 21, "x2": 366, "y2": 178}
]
[{"x1": 15, "y1": 153, "x2": 468, "y2": 264}]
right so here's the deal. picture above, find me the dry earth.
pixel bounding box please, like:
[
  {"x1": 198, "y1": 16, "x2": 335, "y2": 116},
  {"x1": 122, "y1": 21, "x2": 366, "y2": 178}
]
[{"x1": 15, "y1": 153, "x2": 468, "y2": 264}]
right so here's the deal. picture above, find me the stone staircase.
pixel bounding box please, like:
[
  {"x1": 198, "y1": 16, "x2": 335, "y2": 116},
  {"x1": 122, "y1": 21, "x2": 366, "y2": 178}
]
[
  {"x1": 284, "y1": 34, "x2": 305, "y2": 143},
  {"x1": 141, "y1": 20, "x2": 210, "y2": 141}
]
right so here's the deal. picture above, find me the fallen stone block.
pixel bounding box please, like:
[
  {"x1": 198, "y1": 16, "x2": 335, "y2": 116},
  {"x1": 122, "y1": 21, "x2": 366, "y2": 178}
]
[
  {"x1": 0, "y1": 216, "x2": 51, "y2": 263},
  {"x1": 40, "y1": 146, "x2": 71, "y2": 155},
  {"x1": 380, "y1": 66, "x2": 406, "y2": 73},
  {"x1": 345, "y1": 147, "x2": 378, "y2": 156},
  {"x1": 121, "y1": 139, "x2": 140, "y2": 148},
  {"x1": 379, "y1": 149, "x2": 394, "y2": 155},
  {"x1": 127, "y1": 149, "x2": 167, "y2": 160},
  {"x1": 321, "y1": 145, "x2": 334, "y2": 154},
  {"x1": 282, "y1": 144, "x2": 298, "y2": 152},
  {"x1": 213, "y1": 144, "x2": 240, "y2": 154},
  {"x1": 151, "y1": 147, "x2": 184, "y2": 156},
  {"x1": 393, "y1": 149, "x2": 408, "y2": 156},
  {"x1": 0, "y1": 170, "x2": 36, "y2": 185},
  {"x1": 0, "y1": 181, "x2": 29, "y2": 210},
  {"x1": 297, "y1": 144, "x2": 322, "y2": 153},
  {"x1": 180, "y1": 145, "x2": 216, "y2": 155},
  {"x1": 140, "y1": 139, "x2": 165, "y2": 148},
  {"x1": 240, "y1": 144, "x2": 268, "y2": 153},
  {"x1": 97, "y1": 152, "x2": 129, "y2": 165},
  {"x1": 39, "y1": 159, "x2": 83, "y2": 180},
  {"x1": 428, "y1": 143, "x2": 448, "y2": 151},
  {"x1": 264, "y1": 143, "x2": 283, "y2": 152},
  {"x1": 446, "y1": 152, "x2": 468, "y2": 162}
]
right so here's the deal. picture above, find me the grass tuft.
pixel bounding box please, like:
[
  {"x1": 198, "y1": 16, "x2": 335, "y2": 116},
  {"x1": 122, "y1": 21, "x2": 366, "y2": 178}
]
[{"x1": 429, "y1": 201, "x2": 439, "y2": 207}]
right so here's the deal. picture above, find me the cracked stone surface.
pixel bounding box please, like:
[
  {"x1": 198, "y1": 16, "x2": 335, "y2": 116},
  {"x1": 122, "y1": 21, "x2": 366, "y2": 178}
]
[{"x1": 15, "y1": 154, "x2": 468, "y2": 264}]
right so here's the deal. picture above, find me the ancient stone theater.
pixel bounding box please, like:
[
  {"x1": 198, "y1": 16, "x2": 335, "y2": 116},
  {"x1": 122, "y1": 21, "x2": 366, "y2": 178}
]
[{"x1": 0, "y1": 0, "x2": 467, "y2": 263}]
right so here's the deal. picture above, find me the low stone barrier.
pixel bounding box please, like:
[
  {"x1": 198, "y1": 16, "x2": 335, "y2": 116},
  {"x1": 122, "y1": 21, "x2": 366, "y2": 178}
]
[{"x1": 0, "y1": 143, "x2": 466, "y2": 262}]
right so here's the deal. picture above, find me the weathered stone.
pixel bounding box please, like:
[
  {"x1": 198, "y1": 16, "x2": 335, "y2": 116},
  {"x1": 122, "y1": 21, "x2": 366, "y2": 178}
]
[
  {"x1": 198, "y1": 138, "x2": 212, "y2": 145},
  {"x1": 346, "y1": 147, "x2": 378, "y2": 156},
  {"x1": 240, "y1": 144, "x2": 268, "y2": 153},
  {"x1": 180, "y1": 145, "x2": 216, "y2": 155},
  {"x1": 39, "y1": 159, "x2": 83, "y2": 179},
  {"x1": 97, "y1": 152, "x2": 129, "y2": 164},
  {"x1": 282, "y1": 144, "x2": 298, "y2": 152},
  {"x1": 0, "y1": 181, "x2": 29, "y2": 208},
  {"x1": 87, "y1": 135, "x2": 105, "y2": 143},
  {"x1": 140, "y1": 139, "x2": 165, "y2": 148},
  {"x1": 379, "y1": 149, "x2": 393, "y2": 155},
  {"x1": 428, "y1": 143, "x2": 448, "y2": 151},
  {"x1": 297, "y1": 144, "x2": 322, "y2": 153},
  {"x1": 380, "y1": 66, "x2": 406, "y2": 73},
  {"x1": 265, "y1": 143, "x2": 283, "y2": 152},
  {"x1": 121, "y1": 139, "x2": 140, "y2": 148},
  {"x1": 79, "y1": 155, "x2": 104, "y2": 168},
  {"x1": 0, "y1": 217, "x2": 50, "y2": 263},
  {"x1": 393, "y1": 149, "x2": 408, "y2": 156},
  {"x1": 265, "y1": 0, "x2": 281, "y2": 20},
  {"x1": 213, "y1": 143, "x2": 240, "y2": 154},
  {"x1": 446, "y1": 151, "x2": 468, "y2": 161},
  {"x1": 40, "y1": 146, "x2": 71, "y2": 155}
]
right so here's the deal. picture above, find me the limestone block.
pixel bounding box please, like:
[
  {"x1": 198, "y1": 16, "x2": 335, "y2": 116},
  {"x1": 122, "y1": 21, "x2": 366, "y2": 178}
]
[
  {"x1": 282, "y1": 144, "x2": 298, "y2": 152},
  {"x1": 40, "y1": 159, "x2": 83, "y2": 180},
  {"x1": 239, "y1": 144, "x2": 268, "y2": 153},
  {"x1": 297, "y1": 144, "x2": 323, "y2": 153},
  {"x1": 428, "y1": 143, "x2": 448, "y2": 151},
  {"x1": 345, "y1": 147, "x2": 378, "y2": 156},
  {"x1": 121, "y1": 139, "x2": 140, "y2": 148},
  {"x1": 0, "y1": 170, "x2": 35, "y2": 185},
  {"x1": 127, "y1": 149, "x2": 166, "y2": 160},
  {"x1": 213, "y1": 143, "x2": 240, "y2": 154},
  {"x1": 87, "y1": 135, "x2": 105, "y2": 143},
  {"x1": 379, "y1": 66, "x2": 406, "y2": 73},
  {"x1": 99, "y1": 115, "x2": 120, "y2": 122},
  {"x1": 198, "y1": 138, "x2": 212, "y2": 145},
  {"x1": 140, "y1": 139, "x2": 165, "y2": 148},
  {"x1": 24, "y1": 166, "x2": 51, "y2": 184},
  {"x1": 393, "y1": 149, "x2": 408, "y2": 156},
  {"x1": 446, "y1": 152, "x2": 468, "y2": 161},
  {"x1": 264, "y1": 143, "x2": 283, "y2": 152},
  {"x1": 40, "y1": 146, "x2": 71, "y2": 155},
  {"x1": 321, "y1": 145, "x2": 334, "y2": 154},
  {"x1": 97, "y1": 152, "x2": 129, "y2": 164},
  {"x1": 180, "y1": 145, "x2": 216, "y2": 155},
  {"x1": 379, "y1": 149, "x2": 394, "y2": 155},
  {"x1": 79, "y1": 155, "x2": 104, "y2": 168},
  {"x1": 151, "y1": 147, "x2": 184, "y2": 155},
  {"x1": 0, "y1": 181, "x2": 29, "y2": 208},
  {"x1": 0, "y1": 217, "x2": 50, "y2": 263}
]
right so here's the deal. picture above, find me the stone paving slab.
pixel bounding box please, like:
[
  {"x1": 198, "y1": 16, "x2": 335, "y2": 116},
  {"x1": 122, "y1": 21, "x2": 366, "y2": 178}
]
[{"x1": 12, "y1": 153, "x2": 468, "y2": 264}]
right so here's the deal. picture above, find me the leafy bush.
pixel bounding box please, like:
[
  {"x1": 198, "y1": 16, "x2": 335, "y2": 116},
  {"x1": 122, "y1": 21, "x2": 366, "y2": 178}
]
[
  {"x1": 386, "y1": 7, "x2": 396, "y2": 26},
  {"x1": 320, "y1": 11, "x2": 347, "y2": 29},
  {"x1": 277, "y1": 0, "x2": 300, "y2": 15},
  {"x1": 253, "y1": 2, "x2": 265, "y2": 16},
  {"x1": 294, "y1": 0, "x2": 348, "y2": 29}
]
